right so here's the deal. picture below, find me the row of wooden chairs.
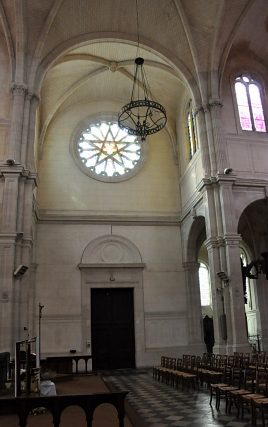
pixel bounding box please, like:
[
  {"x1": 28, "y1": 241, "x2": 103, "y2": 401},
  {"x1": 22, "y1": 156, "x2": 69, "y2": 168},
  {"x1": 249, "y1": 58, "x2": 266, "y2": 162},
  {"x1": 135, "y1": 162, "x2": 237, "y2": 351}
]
[
  {"x1": 153, "y1": 352, "x2": 268, "y2": 425},
  {"x1": 153, "y1": 356, "x2": 198, "y2": 391},
  {"x1": 210, "y1": 365, "x2": 268, "y2": 426}
]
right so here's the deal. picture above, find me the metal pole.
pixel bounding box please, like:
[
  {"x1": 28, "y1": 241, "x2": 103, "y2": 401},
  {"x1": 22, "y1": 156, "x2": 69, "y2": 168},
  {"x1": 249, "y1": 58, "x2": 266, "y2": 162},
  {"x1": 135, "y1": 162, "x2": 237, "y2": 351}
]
[{"x1": 38, "y1": 303, "x2": 44, "y2": 359}]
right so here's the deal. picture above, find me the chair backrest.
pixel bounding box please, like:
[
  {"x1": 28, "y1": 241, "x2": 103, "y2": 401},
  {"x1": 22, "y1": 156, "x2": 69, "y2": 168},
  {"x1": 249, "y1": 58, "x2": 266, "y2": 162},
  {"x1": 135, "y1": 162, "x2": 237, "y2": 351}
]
[
  {"x1": 176, "y1": 358, "x2": 183, "y2": 370},
  {"x1": 255, "y1": 368, "x2": 268, "y2": 394},
  {"x1": 231, "y1": 366, "x2": 243, "y2": 387},
  {"x1": 222, "y1": 365, "x2": 233, "y2": 385},
  {"x1": 0, "y1": 352, "x2": 10, "y2": 390}
]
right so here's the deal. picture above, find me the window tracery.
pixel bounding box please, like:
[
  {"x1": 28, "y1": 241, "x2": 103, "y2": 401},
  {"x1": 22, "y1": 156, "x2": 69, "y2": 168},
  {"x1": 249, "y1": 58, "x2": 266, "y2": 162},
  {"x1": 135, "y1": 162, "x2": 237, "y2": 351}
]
[
  {"x1": 234, "y1": 74, "x2": 266, "y2": 132},
  {"x1": 74, "y1": 120, "x2": 144, "y2": 182}
]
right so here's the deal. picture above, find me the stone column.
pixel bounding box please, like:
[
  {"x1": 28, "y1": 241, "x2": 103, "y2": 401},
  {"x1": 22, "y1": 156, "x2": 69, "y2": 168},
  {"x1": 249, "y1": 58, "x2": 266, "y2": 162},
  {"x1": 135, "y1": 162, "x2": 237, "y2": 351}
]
[
  {"x1": 0, "y1": 165, "x2": 37, "y2": 352},
  {"x1": 20, "y1": 92, "x2": 32, "y2": 165},
  {"x1": 203, "y1": 104, "x2": 218, "y2": 176},
  {"x1": 0, "y1": 235, "x2": 17, "y2": 351},
  {"x1": 0, "y1": 169, "x2": 20, "y2": 352},
  {"x1": 183, "y1": 261, "x2": 205, "y2": 353},
  {"x1": 208, "y1": 99, "x2": 228, "y2": 175},
  {"x1": 205, "y1": 237, "x2": 227, "y2": 353},
  {"x1": 224, "y1": 234, "x2": 250, "y2": 353},
  {"x1": 8, "y1": 84, "x2": 27, "y2": 163},
  {"x1": 194, "y1": 106, "x2": 211, "y2": 177},
  {"x1": 18, "y1": 177, "x2": 36, "y2": 338},
  {"x1": 26, "y1": 93, "x2": 40, "y2": 172},
  {"x1": 252, "y1": 275, "x2": 268, "y2": 351},
  {"x1": 2, "y1": 171, "x2": 20, "y2": 233}
]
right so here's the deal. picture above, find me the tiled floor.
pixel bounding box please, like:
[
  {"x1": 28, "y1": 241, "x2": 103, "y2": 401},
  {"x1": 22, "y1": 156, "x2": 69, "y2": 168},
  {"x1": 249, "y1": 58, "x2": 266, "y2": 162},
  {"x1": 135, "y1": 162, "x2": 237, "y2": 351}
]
[{"x1": 102, "y1": 369, "x2": 263, "y2": 427}]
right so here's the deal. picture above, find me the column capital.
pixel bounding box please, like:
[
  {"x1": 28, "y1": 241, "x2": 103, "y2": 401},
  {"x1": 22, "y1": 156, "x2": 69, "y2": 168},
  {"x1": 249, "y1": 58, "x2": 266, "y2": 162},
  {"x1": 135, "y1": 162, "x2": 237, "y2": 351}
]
[
  {"x1": 193, "y1": 104, "x2": 209, "y2": 116},
  {"x1": 11, "y1": 83, "x2": 28, "y2": 97},
  {"x1": 222, "y1": 233, "x2": 241, "y2": 246},
  {"x1": 183, "y1": 261, "x2": 200, "y2": 271},
  {"x1": 208, "y1": 98, "x2": 223, "y2": 109},
  {"x1": 204, "y1": 237, "x2": 219, "y2": 251},
  {"x1": 205, "y1": 234, "x2": 241, "y2": 250},
  {"x1": 0, "y1": 233, "x2": 17, "y2": 244}
]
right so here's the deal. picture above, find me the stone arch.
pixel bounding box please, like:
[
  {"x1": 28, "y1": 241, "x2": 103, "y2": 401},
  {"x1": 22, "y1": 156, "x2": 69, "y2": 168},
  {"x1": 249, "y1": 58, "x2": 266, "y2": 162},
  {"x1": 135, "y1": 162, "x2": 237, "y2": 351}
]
[
  {"x1": 181, "y1": 214, "x2": 207, "y2": 353},
  {"x1": 32, "y1": 34, "x2": 201, "y2": 105},
  {"x1": 80, "y1": 234, "x2": 143, "y2": 265},
  {"x1": 186, "y1": 216, "x2": 207, "y2": 263},
  {"x1": 238, "y1": 198, "x2": 268, "y2": 259}
]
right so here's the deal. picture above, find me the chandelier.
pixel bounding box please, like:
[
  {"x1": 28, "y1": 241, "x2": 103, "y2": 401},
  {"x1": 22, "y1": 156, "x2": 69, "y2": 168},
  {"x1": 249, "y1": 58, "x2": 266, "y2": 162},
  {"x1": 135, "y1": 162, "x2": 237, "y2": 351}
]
[
  {"x1": 242, "y1": 252, "x2": 268, "y2": 281},
  {"x1": 118, "y1": 57, "x2": 167, "y2": 140},
  {"x1": 118, "y1": 0, "x2": 167, "y2": 141}
]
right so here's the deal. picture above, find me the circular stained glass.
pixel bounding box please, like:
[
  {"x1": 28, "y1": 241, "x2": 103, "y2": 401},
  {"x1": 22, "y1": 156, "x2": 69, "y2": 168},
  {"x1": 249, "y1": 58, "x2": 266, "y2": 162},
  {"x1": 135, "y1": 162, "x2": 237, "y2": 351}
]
[{"x1": 75, "y1": 121, "x2": 144, "y2": 182}]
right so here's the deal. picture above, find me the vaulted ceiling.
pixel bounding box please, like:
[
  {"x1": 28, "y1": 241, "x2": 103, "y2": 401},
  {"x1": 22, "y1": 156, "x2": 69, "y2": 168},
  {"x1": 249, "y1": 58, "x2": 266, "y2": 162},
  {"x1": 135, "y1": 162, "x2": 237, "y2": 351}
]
[{"x1": 0, "y1": 0, "x2": 267, "y2": 149}]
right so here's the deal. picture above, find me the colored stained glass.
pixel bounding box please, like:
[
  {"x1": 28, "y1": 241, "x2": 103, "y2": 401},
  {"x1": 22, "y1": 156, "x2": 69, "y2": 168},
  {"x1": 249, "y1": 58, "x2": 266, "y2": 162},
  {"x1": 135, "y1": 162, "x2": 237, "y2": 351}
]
[
  {"x1": 249, "y1": 84, "x2": 266, "y2": 132},
  {"x1": 235, "y1": 75, "x2": 266, "y2": 132},
  {"x1": 235, "y1": 82, "x2": 252, "y2": 131}
]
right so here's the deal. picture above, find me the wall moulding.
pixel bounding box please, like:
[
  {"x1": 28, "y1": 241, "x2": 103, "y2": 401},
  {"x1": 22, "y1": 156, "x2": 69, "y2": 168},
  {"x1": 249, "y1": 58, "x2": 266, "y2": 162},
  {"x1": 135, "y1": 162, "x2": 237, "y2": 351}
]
[
  {"x1": 36, "y1": 210, "x2": 179, "y2": 226},
  {"x1": 144, "y1": 310, "x2": 187, "y2": 320},
  {"x1": 79, "y1": 263, "x2": 145, "y2": 269}
]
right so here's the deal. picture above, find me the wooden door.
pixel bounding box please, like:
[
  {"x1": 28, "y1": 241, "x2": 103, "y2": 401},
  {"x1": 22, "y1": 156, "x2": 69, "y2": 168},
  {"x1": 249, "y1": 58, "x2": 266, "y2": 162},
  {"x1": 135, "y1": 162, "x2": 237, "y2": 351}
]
[{"x1": 91, "y1": 288, "x2": 135, "y2": 370}]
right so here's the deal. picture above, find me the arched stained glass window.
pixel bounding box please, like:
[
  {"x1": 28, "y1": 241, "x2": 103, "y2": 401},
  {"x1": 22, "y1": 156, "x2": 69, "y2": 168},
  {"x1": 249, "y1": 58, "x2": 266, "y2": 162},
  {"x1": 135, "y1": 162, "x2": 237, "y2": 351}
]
[
  {"x1": 187, "y1": 101, "x2": 198, "y2": 159},
  {"x1": 235, "y1": 75, "x2": 266, "y2": 132},
  {"x1": 74, "y1": 120, "x2": 144, "y2": 182},
  {"x1": 199, "y1": 262, "x2": 211, "y2": 306}
]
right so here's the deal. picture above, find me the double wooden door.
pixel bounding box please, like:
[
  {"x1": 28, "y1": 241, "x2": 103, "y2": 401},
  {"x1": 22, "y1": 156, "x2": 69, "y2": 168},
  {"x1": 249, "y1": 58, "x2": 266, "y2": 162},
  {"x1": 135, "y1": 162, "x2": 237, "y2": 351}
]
[{"x1": 91, "y1": 288, "x2": 135, "y2": 370}]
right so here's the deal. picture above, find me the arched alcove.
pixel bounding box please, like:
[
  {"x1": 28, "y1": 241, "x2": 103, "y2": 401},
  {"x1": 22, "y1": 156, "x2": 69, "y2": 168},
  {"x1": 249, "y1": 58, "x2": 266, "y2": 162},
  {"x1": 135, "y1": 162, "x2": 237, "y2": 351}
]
[
  {"x1": 238, "y1": 198, "x2": 268, "y2": 350},
  {"x1": 80, "y1": 234, "x2": 143, "y2": 266}
]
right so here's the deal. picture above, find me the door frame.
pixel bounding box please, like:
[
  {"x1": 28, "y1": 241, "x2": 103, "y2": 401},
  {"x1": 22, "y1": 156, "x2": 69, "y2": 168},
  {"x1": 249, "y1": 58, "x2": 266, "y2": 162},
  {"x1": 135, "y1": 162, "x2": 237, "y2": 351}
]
[{"x1": 80, "y1": 264, "x2": 145, "y2": 367}]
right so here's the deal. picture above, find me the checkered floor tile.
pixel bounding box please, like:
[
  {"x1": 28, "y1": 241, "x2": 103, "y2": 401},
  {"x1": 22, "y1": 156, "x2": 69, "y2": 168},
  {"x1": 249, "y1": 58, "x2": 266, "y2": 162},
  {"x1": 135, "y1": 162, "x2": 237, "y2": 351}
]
[{"x1": 101, "y1": 369, "x2": 263, "y2": 427}]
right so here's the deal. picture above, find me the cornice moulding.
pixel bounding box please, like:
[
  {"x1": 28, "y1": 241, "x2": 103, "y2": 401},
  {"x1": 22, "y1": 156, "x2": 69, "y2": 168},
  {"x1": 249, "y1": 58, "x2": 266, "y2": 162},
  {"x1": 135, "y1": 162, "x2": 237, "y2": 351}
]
[
  {"x1": 0, "y1": 118, "x2": 10, "y2": 127},
  {"x1": 36, "y1": 211, "x2": 180, "y2": 226},
  {"x1": 79, "y1": 263, "x2": 145, "y2": 269}
]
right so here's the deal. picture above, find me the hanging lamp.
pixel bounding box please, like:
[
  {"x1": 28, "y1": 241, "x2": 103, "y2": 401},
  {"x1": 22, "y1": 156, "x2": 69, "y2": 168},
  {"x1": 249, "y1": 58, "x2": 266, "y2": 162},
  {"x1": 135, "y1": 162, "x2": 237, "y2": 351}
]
[{"x1": 118, "y1": 1, "x2": 167, "y2": 141}]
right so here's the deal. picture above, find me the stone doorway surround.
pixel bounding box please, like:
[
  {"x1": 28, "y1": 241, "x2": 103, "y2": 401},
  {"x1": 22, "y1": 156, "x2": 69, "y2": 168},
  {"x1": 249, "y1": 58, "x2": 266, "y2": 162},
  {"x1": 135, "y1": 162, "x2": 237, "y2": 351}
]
[{"x1": 78, "y1": 235, "x2": 146, "y2": 367}]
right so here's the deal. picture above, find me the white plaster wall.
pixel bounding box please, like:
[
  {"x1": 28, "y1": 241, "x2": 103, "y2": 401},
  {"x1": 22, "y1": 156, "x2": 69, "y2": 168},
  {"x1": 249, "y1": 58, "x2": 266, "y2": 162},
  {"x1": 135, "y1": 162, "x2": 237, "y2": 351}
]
[
  {"x1": 37, "y1": 102, "x2": 180, "y2": 215},
  {"x1": 225, "y1": 135, "x2": 268, "y2": 178},
  {"x1": 180, "y1": 152, "x2": 203, "y2": 209},
  {"x1": 35, "y1": 222, "x2": 188, "y2": 364}
]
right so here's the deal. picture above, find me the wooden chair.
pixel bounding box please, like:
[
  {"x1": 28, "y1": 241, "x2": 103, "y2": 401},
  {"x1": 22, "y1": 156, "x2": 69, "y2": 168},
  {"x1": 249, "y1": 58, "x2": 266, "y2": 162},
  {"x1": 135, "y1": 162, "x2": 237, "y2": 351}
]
[
  {"x1": 248, "y1": 370, "x2": 268, "y2": 425},
  {"x1": 172, "y1": 358, "x2": 198, "y2": 391},
  {"x1": 238, "y1": 368, "x2": 268, "y2": 422},
  {"x1": 215, "y1": 366, "x2": 242, "y2": 411},
  {"x1": 227, "y1": 367, "x2": 256, "y2": 416},
  {"x1": 210, "y1": 364, "x2": 232, "y2": 406}
]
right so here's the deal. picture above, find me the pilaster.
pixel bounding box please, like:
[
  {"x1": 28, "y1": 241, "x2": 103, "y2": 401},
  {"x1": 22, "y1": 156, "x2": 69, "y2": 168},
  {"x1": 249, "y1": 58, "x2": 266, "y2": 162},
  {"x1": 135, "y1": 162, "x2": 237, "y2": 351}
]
[
  {"x1": 208, "y1": 99, "x2": 228, "y2": 174},
  {"x1": 26, "y1": 93, "x2": 40, "y2": 172},
  {"x1": 8, "y1": 83, "x2": 28, "y2": 162},
  {"x1": 194, "y1": 106, "x2": 211, "y2": 177},
  {"x1": 0, "y1": 164, "x2": 37, "y2": 353},
  {"x1": 223, "y1": 234, "x2": 250, "y2": 353},
  {"x1": 204, "y1": 237, "x2": 226, "y2": 353}
]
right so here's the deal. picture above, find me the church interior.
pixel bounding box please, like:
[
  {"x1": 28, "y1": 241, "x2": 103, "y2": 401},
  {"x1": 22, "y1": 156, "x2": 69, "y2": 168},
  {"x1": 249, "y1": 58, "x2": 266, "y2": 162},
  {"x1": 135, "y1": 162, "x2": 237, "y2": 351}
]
[{"x1": 1, "y1": 0, "x2": 268, "y2": 425}]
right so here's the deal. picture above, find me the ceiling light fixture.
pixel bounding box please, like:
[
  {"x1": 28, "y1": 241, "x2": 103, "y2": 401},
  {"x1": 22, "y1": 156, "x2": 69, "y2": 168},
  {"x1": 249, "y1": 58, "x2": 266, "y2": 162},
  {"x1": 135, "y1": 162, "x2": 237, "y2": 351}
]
[{"x1": 118, "y1": 0, "x2": 167, "y2": 141}]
